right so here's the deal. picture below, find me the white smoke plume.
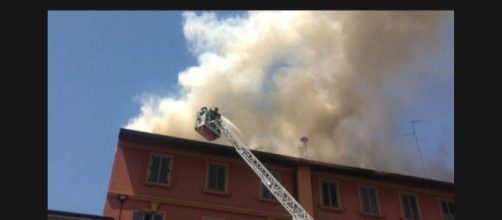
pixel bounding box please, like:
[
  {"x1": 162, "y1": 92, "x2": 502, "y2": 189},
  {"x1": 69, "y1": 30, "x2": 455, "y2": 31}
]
[{"x1": 126, "y1": 11, "x2": 454, "y2": 182}]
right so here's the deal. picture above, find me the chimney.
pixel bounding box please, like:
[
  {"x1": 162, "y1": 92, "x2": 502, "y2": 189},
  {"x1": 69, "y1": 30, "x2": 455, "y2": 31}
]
[{"x1": 300, "y1": 137, "x2": 308, "y2": 159}]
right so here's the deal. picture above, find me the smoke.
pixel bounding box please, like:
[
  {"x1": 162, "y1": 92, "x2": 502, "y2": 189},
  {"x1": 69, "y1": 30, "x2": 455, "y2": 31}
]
[{"x1": 126, "y1": 11, "x2": 454, "y2": 181}]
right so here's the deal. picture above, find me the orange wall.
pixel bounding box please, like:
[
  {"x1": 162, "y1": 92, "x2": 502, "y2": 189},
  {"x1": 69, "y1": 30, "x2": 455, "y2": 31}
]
[
  {"x1": 104, "y1": 142, "x2": 292, "y2": 219},
  {"x1": 310, "y1": 173, "x2": 453, "y2": 220},
  {"x1": 104, "y1": 140, "x2": 453, "y2": 220}
]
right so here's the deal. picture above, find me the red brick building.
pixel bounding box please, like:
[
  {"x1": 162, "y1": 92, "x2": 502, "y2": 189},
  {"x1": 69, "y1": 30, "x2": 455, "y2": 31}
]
[{"x1": 103, "y1": 128, "x2": 454, "y2": 220}]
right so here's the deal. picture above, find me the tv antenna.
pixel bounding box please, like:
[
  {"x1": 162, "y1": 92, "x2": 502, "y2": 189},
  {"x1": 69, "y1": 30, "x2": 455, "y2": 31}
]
[{"x1": 404, "y1": 119, "x2": 428, "y2": 177}]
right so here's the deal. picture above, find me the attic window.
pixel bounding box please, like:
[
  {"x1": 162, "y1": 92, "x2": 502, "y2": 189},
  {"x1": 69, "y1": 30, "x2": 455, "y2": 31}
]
[
  {"x1": 147, "y1": 153, "x2": 172, "y2": 185},
  {"x1": 260, "y1": 171, "x2": 280, "y2": 200},
  {"x1": 206, "y1": 162, "x2": 228, "y2": 193},
  {"x1": 359, "y1": 186, "x2": 381, "y2": 215},
  {"x1": 320, "y1": 179, "x2": 341, "y2": 208},
  {"x1": 400, "y1": 192, "x2": 421, "y2": 220},
  {"x1": 439, "y1": 199, "x2": 454, "y2": 220}
]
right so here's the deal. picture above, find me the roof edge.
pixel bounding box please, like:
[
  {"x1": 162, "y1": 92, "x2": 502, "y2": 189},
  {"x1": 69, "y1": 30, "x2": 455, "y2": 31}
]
[{"x1": 118, "y1": 128, "x2": 453, "y2": 192}]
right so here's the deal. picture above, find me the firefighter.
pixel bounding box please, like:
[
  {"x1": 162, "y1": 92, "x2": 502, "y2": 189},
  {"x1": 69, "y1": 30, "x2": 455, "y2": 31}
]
[
  {"x1": 196, "y1": 107, "x2": 208, "y2": 125},
  {"x1": 213, "y1": 107, "x2": 221, "y2": 119}
]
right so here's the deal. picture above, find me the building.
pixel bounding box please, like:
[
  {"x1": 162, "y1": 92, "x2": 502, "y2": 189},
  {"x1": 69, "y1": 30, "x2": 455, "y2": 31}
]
[
  {"x1": 103, "y1": 128, "x2": 454, "y2": 220},
  {"x1": 49, "y1": 209, "x2": 114, "y2": 220}
]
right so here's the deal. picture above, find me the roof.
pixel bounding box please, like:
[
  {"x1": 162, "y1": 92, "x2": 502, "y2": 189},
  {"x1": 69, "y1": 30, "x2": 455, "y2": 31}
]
[
  {"x1": 118, "y1": 128, "x2": 453, "y2": 193},
  {"x1": 48, "y1": 210, "x2": 114, "y2": 220}
]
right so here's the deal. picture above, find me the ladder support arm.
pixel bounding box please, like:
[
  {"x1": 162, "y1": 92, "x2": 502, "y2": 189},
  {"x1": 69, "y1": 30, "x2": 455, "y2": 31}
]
[{"x1": 213, "y1": 120, "x2": 314, "y2": 220}]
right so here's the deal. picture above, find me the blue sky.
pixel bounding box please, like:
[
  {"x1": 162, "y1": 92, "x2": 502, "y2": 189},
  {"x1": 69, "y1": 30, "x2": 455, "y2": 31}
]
[
  {"x1": 48, "y1": 11, "x2": 453, "y2": 215},
  {"x1": 48, "y1": 11, "x2": 197, "y2": 214}
]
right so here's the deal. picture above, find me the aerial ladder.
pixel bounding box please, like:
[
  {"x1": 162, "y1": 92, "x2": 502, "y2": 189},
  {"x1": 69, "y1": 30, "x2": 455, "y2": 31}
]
[{"x1": 195, "y1": 107, "x2": 314, "y2": 220}]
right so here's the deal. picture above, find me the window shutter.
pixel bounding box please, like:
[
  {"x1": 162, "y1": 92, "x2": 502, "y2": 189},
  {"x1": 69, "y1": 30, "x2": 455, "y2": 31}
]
[
  {"x1": 208, "y1": 164, "x2": 217, "y2": 190},
  {"x1": 409, "y1": 196, "x2": 419, "y2": 219},
  {"x1": 441, "y1": 200, "x2": 454, "y2": 220},
  {"x1": 321, "y1": 181, "x2": 329, "y2": 206},
  {"x1": 159, "y1": 158, "x2": 170, "y2": 183},
  {"x1": 216, "y1": 166, "x2": 225, "y2": 191},
  {"x1": 361, "y1": 188, "x2": 370, "y2": 213},
  {"x1": 402, "y1": 195, "x2": 412, "y2": 218},
  {"x1": 329, "y1": 182, "x2": 338, "y2": 207},
  {"x1": 149, "y1": 156, "x2": 160, "y2": 182}
]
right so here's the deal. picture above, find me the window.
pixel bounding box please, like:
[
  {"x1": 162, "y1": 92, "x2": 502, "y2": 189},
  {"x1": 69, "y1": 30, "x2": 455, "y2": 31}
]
[
  {"x1": 439, "y1": 199, "x2": 454, "y2": 220},
  {"x1": 320, "y1": 179, "x2": 341, "y2": 208},
  {"x1": 147, "y1": 154, "x2": 172, "y2": 185},
  {"x1": 400, "y1": 193, "x2": 421, "y2": 220},
  {"x1": 206, "y1": 162, "x2": 227, "y2": 192},
  {"x1": 260, "y1": 171, "x2": 280, "y2": 200},
  {"x1": 132, "y1": 210, "x2": 163, "y2": 220},
  {"x1": 359, "y1": 186, "x2": 380, "y2": 215}
]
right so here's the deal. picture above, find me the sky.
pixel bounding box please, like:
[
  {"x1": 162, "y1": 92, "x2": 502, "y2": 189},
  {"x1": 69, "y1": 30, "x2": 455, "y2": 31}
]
[{"x1": 48, "y1": 11, "x2": 453, "y2": 215}]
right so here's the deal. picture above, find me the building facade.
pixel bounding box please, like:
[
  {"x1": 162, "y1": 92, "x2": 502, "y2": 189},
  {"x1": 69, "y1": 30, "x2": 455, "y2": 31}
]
[{"x1": 103, "y1": 128, "x2": 454, "y2": 220}]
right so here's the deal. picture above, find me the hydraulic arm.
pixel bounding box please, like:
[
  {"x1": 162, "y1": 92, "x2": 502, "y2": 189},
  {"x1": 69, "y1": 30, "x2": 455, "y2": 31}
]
[{"x1": 195, "y1": 107, "x2": 314, "y2": 220}]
